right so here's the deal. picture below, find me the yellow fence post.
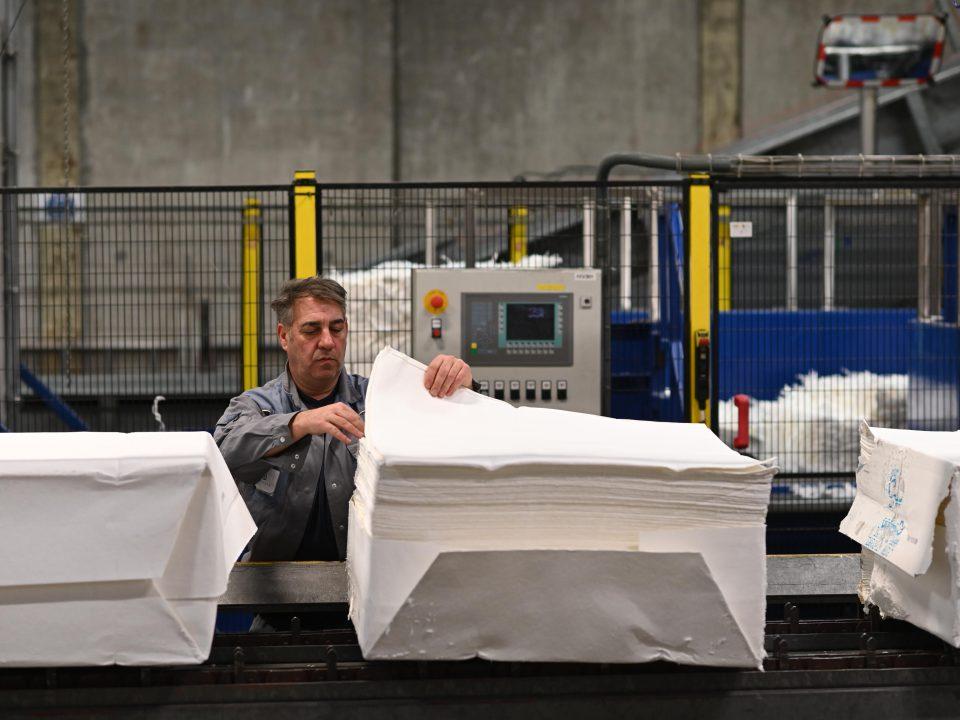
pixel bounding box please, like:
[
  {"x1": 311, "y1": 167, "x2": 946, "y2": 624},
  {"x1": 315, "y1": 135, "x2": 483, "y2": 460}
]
[
  {"x1": 242, "y1": 198, "x2": 261, "y2": 391},
  {"x1": 293, "y1": 170, "x2": 318, "y2": 278},
  {"x1": 687, "y1": 174, "x2": 712, "y2": 425},
  {"x1": 508, "y1": 206, "x2": 528, "y2": 263},
  {"x1": 718, "y1": 205, "x2": 731, "y2": 312}
]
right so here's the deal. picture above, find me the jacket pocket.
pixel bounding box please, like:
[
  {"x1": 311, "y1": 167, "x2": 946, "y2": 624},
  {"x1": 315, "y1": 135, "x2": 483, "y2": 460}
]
[{"x1": 255, "y1": 468, "x2": 280, "y2": 497}]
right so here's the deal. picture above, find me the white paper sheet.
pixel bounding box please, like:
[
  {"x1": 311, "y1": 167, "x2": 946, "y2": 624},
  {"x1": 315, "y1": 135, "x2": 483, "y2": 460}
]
[
  {"x1": 0, "y1": 432, "x2": 256, "y2": 666},
  {"x1": 348, "y1": 347, "x2": 774, "y2": 668}
]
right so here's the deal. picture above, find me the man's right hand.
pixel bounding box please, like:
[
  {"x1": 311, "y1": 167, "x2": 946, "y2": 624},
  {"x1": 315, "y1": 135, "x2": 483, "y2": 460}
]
[{"x1": 290, "y1": 403, "x2": 365, "y2": 446}]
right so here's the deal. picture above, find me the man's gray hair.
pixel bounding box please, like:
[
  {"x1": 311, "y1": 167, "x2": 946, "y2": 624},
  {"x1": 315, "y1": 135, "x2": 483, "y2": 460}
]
[{"x1": 271, "y1": 276, "x2": 347, "y2": 326}]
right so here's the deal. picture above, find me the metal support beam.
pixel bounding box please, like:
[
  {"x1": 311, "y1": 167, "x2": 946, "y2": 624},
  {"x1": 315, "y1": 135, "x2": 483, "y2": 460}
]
[
  {"x1": 463, "y1": 189, "x2": 476, "y2": 268},
  {"x1": 786, "y1": 191, "x2": 798, "y2": 311},
  {"x1": 292, "y1": 170, "x2": 318, "y2": 278},
  {"x1": 823, "y1": 199, "x2": 835, "y2": 311},
  {"x1": 648, "y1": 195, "x2": 661, "y2": 323},
  {"x1": 687, "y1": 176, "x2": 712, "y2": 425},
  {"x1": 582, "y1": 198, "x2": 595, "y2": 268},
  {"x1": 424, "y1": 201, "x2": 436, "y2": 267},
  {"x1": 242, "y1": 198, "x2": 261, "y2": 391},
  {"x1": 717, "y1": 205, "x2": 731, "y2": 311},
  {"x1": 619, "y1": 197, "x2": 631, "y2": 310},
  {"x1": 917, "y1": 192, "x2": 936, "y2": 320},
  {"x1": 859, "y1": 88, "x2": 878, "y2": 155}
]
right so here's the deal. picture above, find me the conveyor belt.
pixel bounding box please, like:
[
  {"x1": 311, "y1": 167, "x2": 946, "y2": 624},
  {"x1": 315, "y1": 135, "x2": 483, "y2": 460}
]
[
  {"x1": 219, "y1": 553, "x2": 862, "y2": 610},
  {"x1": 4, "y1": 554, "x2": 960, "y2": 720}
]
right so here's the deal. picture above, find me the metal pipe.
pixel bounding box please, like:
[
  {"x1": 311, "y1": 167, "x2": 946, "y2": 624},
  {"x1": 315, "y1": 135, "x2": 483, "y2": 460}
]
[
  {"x1": 424, "y1": 201, "x2": 436, "y2": 267},
  {"x1": 582, "y1": 199, "x2": 595, "y2": 268},
  {"x1": 918, "y1": 193, "x2": 932, "y2": 320},
  {"x1": 860, "y1": 87, "x2": 878, "y2": 155},
  {"x1": 648, "y1": 195, "x2": 661, "y2": 323},
  {"x1": 595, "y1": 153, "x2": 960, "y2": 186},
  {"x1": 823, "y1": 199, "x2": 835, "y2": 311},
  {"x1": 786, "y1": 191, "x2": 798, "y2": 311},
  {"x1": 619, "y1": 197, "x2": 631, "y2": 310}
]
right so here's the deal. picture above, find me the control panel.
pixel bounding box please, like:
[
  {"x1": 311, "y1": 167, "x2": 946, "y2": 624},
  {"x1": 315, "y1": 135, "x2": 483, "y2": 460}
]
[{"x1": 411, "y1": 269, "x2": 602, "y2": 414}]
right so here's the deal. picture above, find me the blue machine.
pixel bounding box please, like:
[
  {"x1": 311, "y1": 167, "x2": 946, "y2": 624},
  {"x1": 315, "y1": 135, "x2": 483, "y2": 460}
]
[
  {"x1": 610, "y1": 206, "x2": 960, "y2": 433},
  {"x1": 609, "y1": 203, "x2": 685, "y2": 422}
]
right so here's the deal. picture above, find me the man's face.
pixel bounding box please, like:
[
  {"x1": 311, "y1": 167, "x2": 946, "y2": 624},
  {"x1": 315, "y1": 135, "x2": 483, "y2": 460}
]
[{"x1": 278, "y1": 297, "x2": 348, "y2": 395}]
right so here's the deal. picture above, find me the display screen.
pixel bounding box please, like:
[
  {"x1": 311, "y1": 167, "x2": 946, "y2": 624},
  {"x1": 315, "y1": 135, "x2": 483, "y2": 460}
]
[{"x1": 505, "y1": 303, "x2": 555, "y2": 341}]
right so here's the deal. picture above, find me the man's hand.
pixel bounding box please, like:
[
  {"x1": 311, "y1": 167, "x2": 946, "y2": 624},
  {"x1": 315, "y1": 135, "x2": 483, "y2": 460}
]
[
  {"x1": 290, "y1": 403, "x2": 365, "y2": 445},
  {"x1": 423, "y1": 354, "x2": 473, "y2": 398}
]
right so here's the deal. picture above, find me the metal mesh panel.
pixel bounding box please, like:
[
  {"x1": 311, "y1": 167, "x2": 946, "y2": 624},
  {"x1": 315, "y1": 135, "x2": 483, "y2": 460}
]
[
  {"x1": 1, "y1": 187, "x2": 290, "y2": 433},
  {"x1": 715, "y1": 178, "x2": 960, "y2": 514}
]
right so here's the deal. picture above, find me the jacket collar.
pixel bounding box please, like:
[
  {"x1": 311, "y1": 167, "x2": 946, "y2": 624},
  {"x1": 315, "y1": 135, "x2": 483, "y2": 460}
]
[{"x1": 281, "y1": 362, "x2": 361, "y2": 410}]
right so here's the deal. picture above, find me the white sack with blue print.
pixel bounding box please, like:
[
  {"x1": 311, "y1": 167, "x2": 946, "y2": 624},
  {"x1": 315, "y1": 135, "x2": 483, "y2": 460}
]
[{"x1": 840, "y1": 422, "x2": 960, "y2": 645}]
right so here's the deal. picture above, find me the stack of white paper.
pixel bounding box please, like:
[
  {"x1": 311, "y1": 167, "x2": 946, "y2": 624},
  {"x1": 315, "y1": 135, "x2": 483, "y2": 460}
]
[
  {"x1": 0, "y1": 432, "x2": 256, "y2": 667},
  {"x1": 841, "y1": 421, "x2": 960, "y2": 645},
  {"x1": 348, "y1": 347, "x2": 777, "y2": 667}
]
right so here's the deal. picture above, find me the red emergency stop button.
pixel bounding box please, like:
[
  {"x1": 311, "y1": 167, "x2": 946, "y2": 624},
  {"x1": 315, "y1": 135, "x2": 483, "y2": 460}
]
[{"x1": 423, "y1": 289, "x2": 448, "y2": 315}]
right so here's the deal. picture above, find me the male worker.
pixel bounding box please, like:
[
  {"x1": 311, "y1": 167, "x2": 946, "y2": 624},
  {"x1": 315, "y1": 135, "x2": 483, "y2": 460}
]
[{"x1": 214, "y1": 276, "x2": 473, "y2": 562}]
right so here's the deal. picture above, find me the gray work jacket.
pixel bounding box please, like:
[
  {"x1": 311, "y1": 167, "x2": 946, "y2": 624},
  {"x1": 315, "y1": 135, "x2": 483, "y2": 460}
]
[{"x1": 213, "y1": 367, "x2": 368, "y2": 561}]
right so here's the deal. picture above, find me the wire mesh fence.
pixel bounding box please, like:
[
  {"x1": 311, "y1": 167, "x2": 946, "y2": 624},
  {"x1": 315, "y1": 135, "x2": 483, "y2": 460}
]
[
  {"x1": 0, "y1": 181, "x2": 687, "y2": 434},
  {"x1": 0, "y1": 187, "x2": 291, "y2": 433},
  {"x1": 714, "y1": 177, "x2": 960, "y2": 512},
  {"x1": 3, "y1": 175, "x2": 958, "y2": 526}
]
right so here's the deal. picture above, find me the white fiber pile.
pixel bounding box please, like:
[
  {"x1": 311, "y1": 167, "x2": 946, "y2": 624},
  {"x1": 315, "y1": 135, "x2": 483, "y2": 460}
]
[
  {"x1": 329, "y1": 255, "x2": 562, "y2": 375},
  {"x1": 841, "y1": 422, "x2": 960, "y2": 645},
  {"x1": 347, "y1": 347, "x2": 777, "y2": 667},
  {"x1": 718, "y1": 371, "x2": 907, "y2": 474}
]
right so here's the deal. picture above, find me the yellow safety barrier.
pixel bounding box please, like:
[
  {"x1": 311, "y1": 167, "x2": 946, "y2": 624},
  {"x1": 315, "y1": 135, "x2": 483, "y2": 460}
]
[
  {"x1": 508, "y1": 206, "x2": 528, "y2": 263},
  {"x1": 687, "y1": 175, "x2": 712, "y2": 426},
  {"x1": 718, "y1": 205, "x2": 731, "y2": 312},
  {"x1": 293, "y1": 170, "x2": 318, "y2": 278},
  {"x1": 242, "y1": 198, "x2": 262, "y2": 391}
]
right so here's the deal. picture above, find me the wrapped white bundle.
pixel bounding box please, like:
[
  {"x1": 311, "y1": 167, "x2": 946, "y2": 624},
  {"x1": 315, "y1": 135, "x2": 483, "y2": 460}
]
[
  {"x1": 348, "y1": 347, "x2": 777, "y2": 668},
  {"x1": 0, "y1": 432, "x2": 256, "y2": 667},
  {"x1": 841, "y1": 422, "x2": 960, "y2": 645}
]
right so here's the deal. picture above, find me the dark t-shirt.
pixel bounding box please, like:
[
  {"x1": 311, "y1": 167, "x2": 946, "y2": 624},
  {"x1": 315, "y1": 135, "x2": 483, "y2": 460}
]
[{"x1": 292, "y1": 388, "x2": 341, "y2": 561}]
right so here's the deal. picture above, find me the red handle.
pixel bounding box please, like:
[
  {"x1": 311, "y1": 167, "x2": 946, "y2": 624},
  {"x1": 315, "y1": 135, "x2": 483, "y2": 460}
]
[{"x1": 733, "y1": 394, "x2": 750, "y2": 450}]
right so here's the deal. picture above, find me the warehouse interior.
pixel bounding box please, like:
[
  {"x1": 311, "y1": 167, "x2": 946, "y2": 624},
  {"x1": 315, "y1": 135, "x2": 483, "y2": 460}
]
[{"x1": 3, "y1": 1, "x2": 960, "y2": 717}]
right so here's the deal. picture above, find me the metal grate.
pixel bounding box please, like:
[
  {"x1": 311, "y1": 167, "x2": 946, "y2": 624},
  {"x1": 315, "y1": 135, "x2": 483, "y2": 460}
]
[
  {"x1": 714, "y1": 177, "x2": 960, "y2": 512},
  {"x1": 1, "y1": 187, "x2": 290, "y2": 433}
]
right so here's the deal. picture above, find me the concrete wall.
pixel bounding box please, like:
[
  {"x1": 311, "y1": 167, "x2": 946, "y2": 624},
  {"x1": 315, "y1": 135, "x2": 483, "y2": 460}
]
[
  {"x1": 13, "y1": 0, "x2": 960, "y2": 186},
  {"x1": 398, "y1": 0, "x2": 698, "y2": 181},
  {"x1": 79, "y1": 0, "x2": 393, "y2": 185}
]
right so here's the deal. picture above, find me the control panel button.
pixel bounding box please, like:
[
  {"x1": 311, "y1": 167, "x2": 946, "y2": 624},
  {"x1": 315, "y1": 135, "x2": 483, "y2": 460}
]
[
  {"x1": 494, "y1": 380, "x2": 505, "y2": 400},
  {"x1": 431, "y1": 316, "x2": 442, "y2": 339},
  {"x1": 541, "y1": 380, "x2": 552, "y2": 401},
  {"x1": 525, "y1": 380, "x2": 536, "y2": 401},
  {"x1": 423, "y1": 289, "x2": 448, "y2": 315},
  {"x1": 478, "y1": 380, "x2": 490, "y2": 395},
  {"x1": 509, "y1": 380, "x2": 520, "y2": 401},
  {"x1": 557, "y1": 379, "x2": 568, "y2": 401}
]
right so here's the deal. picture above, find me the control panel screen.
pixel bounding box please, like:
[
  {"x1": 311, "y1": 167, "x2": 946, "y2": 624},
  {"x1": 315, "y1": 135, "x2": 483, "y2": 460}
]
[
  {"x1": 505, "y1": 303, "x2": 555, "y2": 342},
  {"x1": 461, "y1": 292, "x2": 573, "y2": 367}
]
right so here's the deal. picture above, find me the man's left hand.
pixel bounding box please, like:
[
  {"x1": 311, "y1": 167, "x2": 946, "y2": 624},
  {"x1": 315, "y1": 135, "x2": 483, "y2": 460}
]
[{"x1": 423, "y1": 354, "x2": 473, "y2": 398}]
